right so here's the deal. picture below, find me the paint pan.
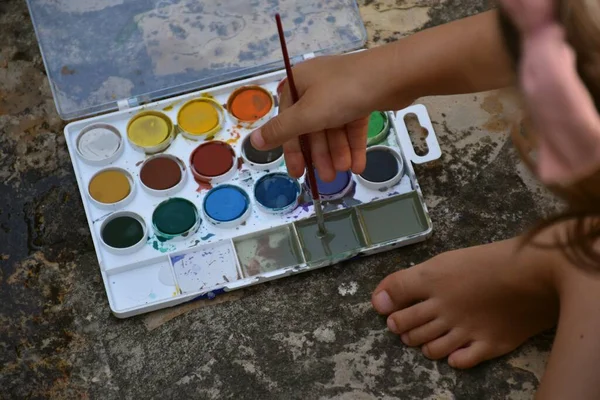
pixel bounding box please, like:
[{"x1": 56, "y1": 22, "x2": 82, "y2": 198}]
[
  {"x1": 227, "y1": 85, "x2": 275, "y2": 126},
  {"x1": 139, "y1": 154, "x2": 187, "y2": 197},
  {"x1": 357, "y1": 192, "x2": 429, "y2": 245},
  {"x1": 202, "y1": 185, "x2": 252, "y2": 228},
  {"x1": 294, "y1": 209, "x2": 367, "y2": 263},
  {"x1": 241, "y1": 134, "x2": 283, "y2": 170},
  {"x1": 234, "y1": 225, "x2": 303, "y2": 277},
  {"x1": 87, "y1": 167, "x2": 135, "y2": 209},
  {"x1": 152, "y1": 198, "x2": 201, "y2": 241},
  {"x1": 107, "y1": 259, "x2": 178, "y2": 311},
  {"x1": 75, "y1": 123, "x2": 124, "y2": 165},
  {"x1": 171, "y1": 241, "x2": 240, "y2": 294},
  {"x1": 177, "y1": 98, "x2": 225, "y2": 140},
  {"x1": 366, "y1": 111, "x2": 390, "y2": 146},
  {"x1": 100, "y1": 211, "x2": 147, "y2": 255},
  {"x1": 305, "y1": 169, "x2": 354, "y2": 201},
  {"x1": 190, "y1": 140, "x2": 237, "y2": 184},
  {"x1": 254, "y1": 172, "x2": 301, "y2": 215},
  {"x1": 356, "y1": 146, "x2": 404, "y2": 190},
  {"x1": 126, "y1": 111, "x2": 174, "y2": 154}
]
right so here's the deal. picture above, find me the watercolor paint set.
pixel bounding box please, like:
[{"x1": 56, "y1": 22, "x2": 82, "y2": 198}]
[{"x1": 27, "y1": 0, "x2": 441, "y2": 317}]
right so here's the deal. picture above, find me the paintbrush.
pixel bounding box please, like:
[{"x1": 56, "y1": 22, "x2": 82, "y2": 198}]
[{"x1": 275, "y1": 13, "x2": 327, "y2": 236}]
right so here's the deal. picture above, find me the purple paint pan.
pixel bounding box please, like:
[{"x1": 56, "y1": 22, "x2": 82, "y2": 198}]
[{"x1": 305, "y1": 169, "x2": 354, "y2": 201}]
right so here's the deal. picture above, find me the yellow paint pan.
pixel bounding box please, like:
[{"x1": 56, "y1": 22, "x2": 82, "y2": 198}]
[
  {"x1": 126, "y1": 111, "x2": 174, "y2": 154},
  {"x1": 177, "y1": 98, "x2": 224, "y2": 140}
]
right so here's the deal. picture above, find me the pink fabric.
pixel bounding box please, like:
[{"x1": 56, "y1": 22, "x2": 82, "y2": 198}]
[{"x1": 500, "y1": 0, "x2": 600, "y2": 185}]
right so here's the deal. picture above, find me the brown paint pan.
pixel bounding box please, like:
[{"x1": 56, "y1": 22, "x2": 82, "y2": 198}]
[{"x1": 139, "y1": 154, "x2": 187, "y2": 197}]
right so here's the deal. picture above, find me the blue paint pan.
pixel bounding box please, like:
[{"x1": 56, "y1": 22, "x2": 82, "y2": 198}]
[
  {"x1": 254, "y1": 172, "x2": 301, "y2": 215},
  {"x1": 203, "y1": 184, "x2": 252, "y2": 228},
  {"x1": 306, "y1": 169, "x2": 353, "y2": 201}
]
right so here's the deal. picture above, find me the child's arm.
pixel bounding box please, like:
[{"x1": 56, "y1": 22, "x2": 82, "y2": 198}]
[
  {"x1": 251, "y1": 10, "x2": 516, "y2": 179},
  {"x1": 366, "y1": 9, "x2": 516, "y2": 110}
]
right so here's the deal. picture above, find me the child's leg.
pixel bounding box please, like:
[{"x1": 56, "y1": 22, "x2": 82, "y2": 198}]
[
  {"x1": 535, "y1": 262, "x2": 600, "y2": 400},
  {"x1": 371, "y1": 231, "x2": 564, "y2": 368}
]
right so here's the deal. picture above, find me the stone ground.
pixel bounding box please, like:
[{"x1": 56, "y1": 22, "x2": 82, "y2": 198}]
[{"x1": 0, "y1": 0, "x2": 561, "y2": 399}]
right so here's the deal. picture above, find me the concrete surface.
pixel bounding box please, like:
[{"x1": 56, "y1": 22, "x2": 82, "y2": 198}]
[{"x1": 0, "y1": 0, "x2": 559, "y2": 398}]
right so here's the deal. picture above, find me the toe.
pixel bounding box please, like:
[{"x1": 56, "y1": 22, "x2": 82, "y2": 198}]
[
  {"x1": 372, "y1": 267, "x2": 428, "y2": 315},
  {"x1": 421, "y1": 329, "x2": 470, "y2": 360},
  {"x1": 386, "y1": 300, "x2": 437, "y2": 335},
  {"x1": 447, "y1": 342, "x2": 495, "y2": 369},
  {"x1": 400, "y1": 318, "x2": 448, "y2": 347}
]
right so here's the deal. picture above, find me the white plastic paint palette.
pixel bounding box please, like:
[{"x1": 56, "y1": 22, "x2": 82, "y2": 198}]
[
  {"x1": 64, "y1": 70, "x2": 441, "y2": 317},
  {"x1": 65, "y1": 66, "x2": 439, "y2": 317},
  {"x1": 65, "y1": 71, "x2": 439, "y2": 317}
]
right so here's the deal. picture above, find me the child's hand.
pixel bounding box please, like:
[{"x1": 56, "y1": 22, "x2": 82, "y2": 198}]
[
  {"x1": 248, "y1": 10, "x2": 516, "y2": 182},
  {"x1": 250, "y1": 54, "x2": 409, "y2": 182}
]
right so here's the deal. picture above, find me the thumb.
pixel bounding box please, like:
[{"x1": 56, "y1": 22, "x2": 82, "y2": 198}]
[{"x1": 250, "y1": 100, "x2": 319, "y2": 150}]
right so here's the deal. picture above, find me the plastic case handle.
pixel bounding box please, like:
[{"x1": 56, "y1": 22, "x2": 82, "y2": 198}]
[{"x1": 395, "y1": 104, "x2": 442, "y2": 164}]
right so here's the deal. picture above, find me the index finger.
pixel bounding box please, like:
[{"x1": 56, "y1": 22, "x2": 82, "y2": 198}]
[
  {"x1": 277, "y1": 78, "x2": 306, "y2": 177},
  {"x1": 346, "y1": 117, "x2": 369, "y2": 174}
]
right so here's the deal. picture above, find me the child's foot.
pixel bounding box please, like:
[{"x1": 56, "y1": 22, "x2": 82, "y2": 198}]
[{"x1": 372, "y1": 238, "x2": 560, "y2": 369}]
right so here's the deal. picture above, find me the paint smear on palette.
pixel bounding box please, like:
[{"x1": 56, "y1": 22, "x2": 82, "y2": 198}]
[
  {"x1": 390, "y1": 175, "x2": 412, "y2": 195},
  {"x1": 163, "y1": 100, "x2": 182, "y2": 112},
  {"x1": 149, "y1": 236, "x2": 176, "y2": 253},
  {"x1": 234, "y1": 226, "x2": 302, "y2": 277},
  {"x1": 171, "y1": 242, "x2": 239, "y2": 293},
  {"x1": 196, "y1": 181, "x2": 213, "y2": 192},
  {"x1": 226, "y1": 128, "x2": 241, "y2": 144},
  {"x1": 238, "y1": 170, "x2": 254, "y2": 187},
  {"x1": 187, "y1": 234, "x2": 215, "y2": 249}
]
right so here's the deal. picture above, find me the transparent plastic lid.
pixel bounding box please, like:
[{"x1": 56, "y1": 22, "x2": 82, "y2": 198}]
[{"x1": 26, "y1": 0, "x2": 367, "y2": 120}]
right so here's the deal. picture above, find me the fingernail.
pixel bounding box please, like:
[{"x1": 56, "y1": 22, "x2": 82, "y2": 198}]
[
  {"x1": 401, "y1": 333, "x2": 409, "y2": 344},
  {"x1": 373, "y1": 290, "x2": 394, "y2": 314},
  {"x1": 387, "y1": 317, "x2": 398, "y2": 334},
  {"x1": 277, "y1": 78, "x2": 287, "y2": 95},
  {"x1": 448, "y1": 356, "x2": 456, "y2": 368},
  {"x1": 250, "y1": 129, "x2": 265, "y2": 149}
]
